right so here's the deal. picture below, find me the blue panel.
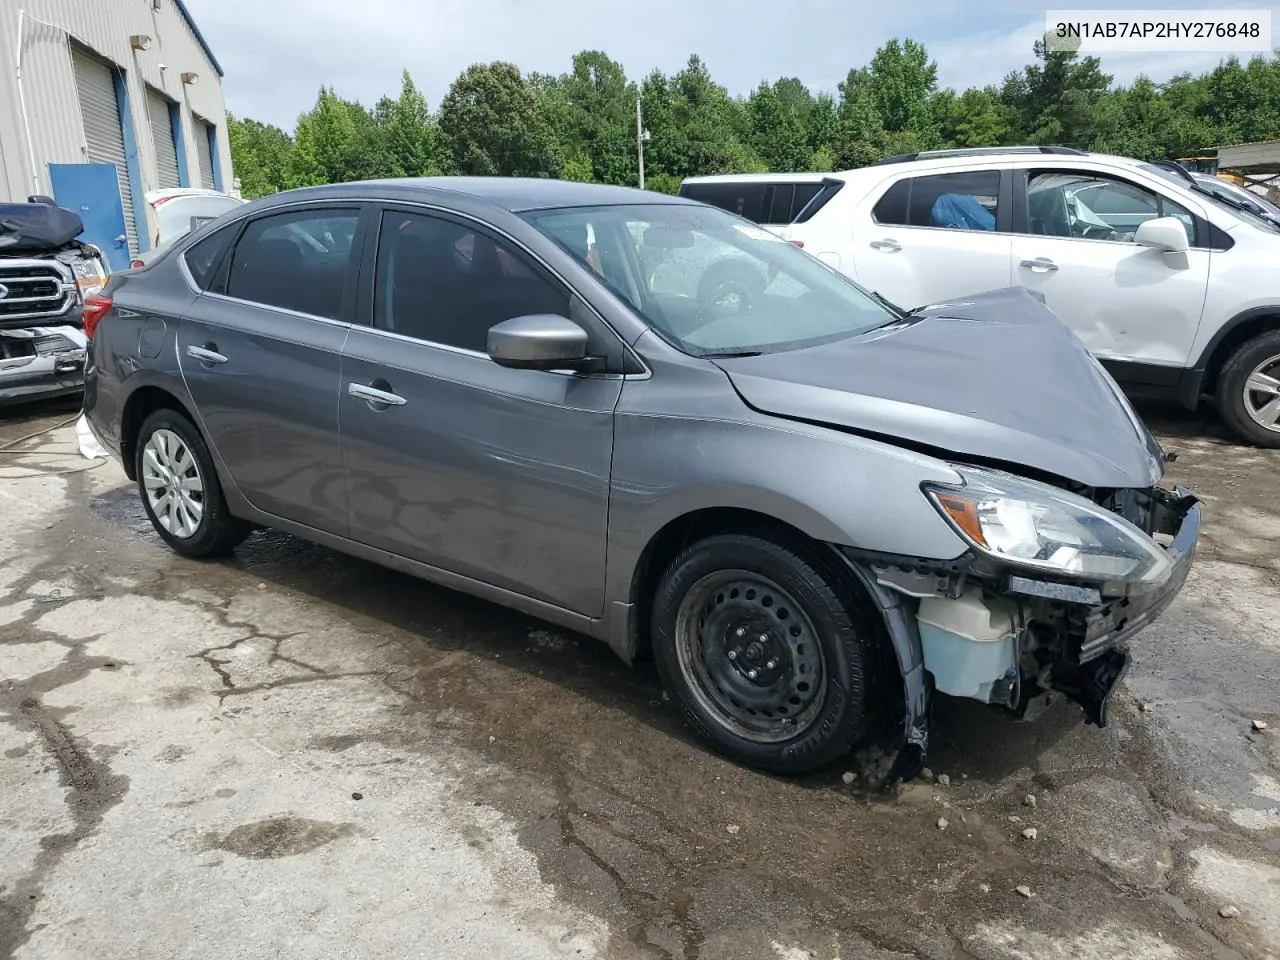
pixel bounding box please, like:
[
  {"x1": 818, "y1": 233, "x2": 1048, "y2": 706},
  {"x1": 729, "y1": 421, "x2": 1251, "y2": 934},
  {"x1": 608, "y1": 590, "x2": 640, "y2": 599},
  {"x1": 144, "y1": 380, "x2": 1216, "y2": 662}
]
[
  {"x1": 111, "y1": 67, "x2": 150, "y2": 254},
  {"x1": 48, "y1": 163, "x2": 130, "y2": 271},
  {"x1": 207, "y1": 125, "x2": 224, "y2": 191},
  {"x1": 170, "y1": 102, "x2": 189, "y2": 187}
]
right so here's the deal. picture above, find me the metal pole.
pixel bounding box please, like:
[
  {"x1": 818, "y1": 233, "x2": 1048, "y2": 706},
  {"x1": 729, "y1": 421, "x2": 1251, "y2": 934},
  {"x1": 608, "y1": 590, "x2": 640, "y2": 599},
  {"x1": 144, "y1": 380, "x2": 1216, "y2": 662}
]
[{"x1": 636, "y1": 96, "x2": 645, "y2": 190}]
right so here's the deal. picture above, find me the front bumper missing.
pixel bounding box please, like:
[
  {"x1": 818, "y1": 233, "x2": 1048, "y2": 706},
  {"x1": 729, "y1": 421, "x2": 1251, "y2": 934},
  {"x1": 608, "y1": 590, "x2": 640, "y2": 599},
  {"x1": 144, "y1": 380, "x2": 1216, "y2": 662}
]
[{"x1": 839, "y1": 485, "x2": 1201, "y2": 787}]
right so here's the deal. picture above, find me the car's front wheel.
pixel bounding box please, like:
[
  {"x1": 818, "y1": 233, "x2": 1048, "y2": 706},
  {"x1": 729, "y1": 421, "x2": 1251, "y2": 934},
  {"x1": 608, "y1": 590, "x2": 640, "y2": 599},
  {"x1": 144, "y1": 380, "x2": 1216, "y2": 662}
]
[
  {"x1": 135, "y1": 409, "x2": 250, "y2": 557},
  {"x1": 651, "y1": 533, "x2": 877, "y2": 775},
  {"x1": 1217, "y1": 330, "x2": 1280, "y2": 449}
]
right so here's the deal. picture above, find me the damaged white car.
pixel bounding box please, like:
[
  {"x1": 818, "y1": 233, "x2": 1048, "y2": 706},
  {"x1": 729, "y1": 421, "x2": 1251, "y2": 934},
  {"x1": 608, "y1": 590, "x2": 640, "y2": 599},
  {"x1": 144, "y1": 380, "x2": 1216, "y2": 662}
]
[{"x1": 0, "y1": 200, "x2": 108, "y2": 405}]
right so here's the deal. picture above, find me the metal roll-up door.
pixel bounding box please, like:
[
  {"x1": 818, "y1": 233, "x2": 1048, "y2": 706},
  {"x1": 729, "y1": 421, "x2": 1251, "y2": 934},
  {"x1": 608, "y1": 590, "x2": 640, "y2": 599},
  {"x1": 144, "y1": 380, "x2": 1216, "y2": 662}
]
[
  {"x1": 194, "y1": 119, "x2": 215, "y2": 189},
  {"x1": 71, "y1": 48, "x2": 138, "y2": 256},
  {"x1": 148, "y1": 90, "x2": 181, "y2": 189}
]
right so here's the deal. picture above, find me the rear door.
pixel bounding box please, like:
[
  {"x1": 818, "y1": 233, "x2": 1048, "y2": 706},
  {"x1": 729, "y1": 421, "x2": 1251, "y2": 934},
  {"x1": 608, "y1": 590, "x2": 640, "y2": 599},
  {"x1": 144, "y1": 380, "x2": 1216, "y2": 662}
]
[
  {"x1": 177, "y1": 203, "x2": 367, "y2": 534},
  {"x1": 849, "y1": 166, "x2": 1014, "y2": 309}
]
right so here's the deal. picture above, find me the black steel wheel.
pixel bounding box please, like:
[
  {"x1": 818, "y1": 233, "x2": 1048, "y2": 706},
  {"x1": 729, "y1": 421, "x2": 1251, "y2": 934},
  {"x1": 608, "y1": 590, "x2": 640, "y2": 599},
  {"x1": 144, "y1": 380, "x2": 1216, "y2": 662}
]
[{"x1": 651, "y1": 532, "x2": 876, "y2": 774}]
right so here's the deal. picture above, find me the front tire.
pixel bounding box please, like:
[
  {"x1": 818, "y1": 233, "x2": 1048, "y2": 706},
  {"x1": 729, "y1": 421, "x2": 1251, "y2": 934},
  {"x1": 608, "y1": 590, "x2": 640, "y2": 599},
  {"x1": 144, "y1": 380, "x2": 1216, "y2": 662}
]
[
  {"x1": 1217, "y1": 330, "x2": 1280, "y2": 448},
  {"x1": 134, "y1": 409, "x2": 250, "y2": 558},
  {"x1": 651, "y1": 533, "x2": 876, "y2": 775}
]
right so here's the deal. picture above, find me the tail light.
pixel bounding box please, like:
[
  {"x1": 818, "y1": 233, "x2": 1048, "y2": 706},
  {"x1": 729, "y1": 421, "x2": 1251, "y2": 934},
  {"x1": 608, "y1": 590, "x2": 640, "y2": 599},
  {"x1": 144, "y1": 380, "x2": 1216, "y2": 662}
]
[
  {"x1": 789, "y1": 240, "x2": 805, "y2": 248},
  {"x1": 82, "y1": 294, "x2": 113, "y2": 339},
  {"x1": 130, "y1": 259, "x2": 145, "y2": 269}
]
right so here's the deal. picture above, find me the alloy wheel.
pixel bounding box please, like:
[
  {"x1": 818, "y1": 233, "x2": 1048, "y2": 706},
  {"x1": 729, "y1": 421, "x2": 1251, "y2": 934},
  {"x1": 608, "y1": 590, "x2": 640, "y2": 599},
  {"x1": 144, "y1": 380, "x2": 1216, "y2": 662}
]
[
  {"x1": 1243, "y1": 353, "x2": 1280, "y2": 433},
  {"x1": 141, "y1": 428, "x2": 205, "y2": 538}
]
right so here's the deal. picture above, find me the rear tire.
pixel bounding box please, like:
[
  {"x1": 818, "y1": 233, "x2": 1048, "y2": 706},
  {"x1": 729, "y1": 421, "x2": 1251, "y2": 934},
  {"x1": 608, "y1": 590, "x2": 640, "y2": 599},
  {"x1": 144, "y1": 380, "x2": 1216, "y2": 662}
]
[
  {"x1": 650, "y1": 533, "x2": 876, "y2": 775},
  {"x1": 134, "y1": 409, "x2": 251, "y2": 558},
  {"x1": 1216, "y1": 330, "x2": 1280, "y2": 448}
]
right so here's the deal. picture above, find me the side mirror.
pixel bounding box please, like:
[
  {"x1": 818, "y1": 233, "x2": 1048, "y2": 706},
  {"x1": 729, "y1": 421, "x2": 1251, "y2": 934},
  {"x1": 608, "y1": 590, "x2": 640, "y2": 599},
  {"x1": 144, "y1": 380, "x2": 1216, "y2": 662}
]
[
  {"x1": 487, "y1": 315, "x2": 589, "y2": 370},
  {"x1": 1134, "y1": 216, "x2": 1190, "y2": 254}
]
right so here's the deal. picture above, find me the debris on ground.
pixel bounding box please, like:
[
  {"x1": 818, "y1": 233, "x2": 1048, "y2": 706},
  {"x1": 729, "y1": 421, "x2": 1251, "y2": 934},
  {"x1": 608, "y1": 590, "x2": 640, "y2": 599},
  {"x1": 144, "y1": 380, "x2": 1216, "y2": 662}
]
[
  {"x1": 1024, "y1": 793, "x2": 1037, "y2": 808},
  {"x1": 1008, "y1": 815, "x2": 1022, "y2": 823},
  {"x1": 1015, "y1": 885, "x2": 1033, "y2": 898},
  {"x1": 352, "y1": 792, "x2": 363, "y2": 801},
  {"x1": 937, "y1": 817, "x2": 949, "y2": 830},
  {"x1": 921, "y1": 768, "x2": 933, "y2": 781},
  {"x1": 488, "y1": 735, "x2": 496, "y2": 744},
  {"x1": 1138, "y1": 701, "x2": 1150, "y2": 712},
  {"x1": 1219, "y1": 905, "x2": 1240, "y2": 919},
  {"x1": 937, "y1": 773, "x2": 951, "y2": 786},
  {"x1": 842, "y1": 771, "x2": 857, "y2": 785},
  {"x1": 1252, "y1": 719, "x2": 1269, "y2": 731},
  {"x1": 979, "y1": 883, "x2": 991, "y2": 894},
  {"x1": 1022, "y1": 827, "x2": 1038, "y2": 840},
  {"x1": 726, "y1": 824, "x2": 740, "y2": 835}
]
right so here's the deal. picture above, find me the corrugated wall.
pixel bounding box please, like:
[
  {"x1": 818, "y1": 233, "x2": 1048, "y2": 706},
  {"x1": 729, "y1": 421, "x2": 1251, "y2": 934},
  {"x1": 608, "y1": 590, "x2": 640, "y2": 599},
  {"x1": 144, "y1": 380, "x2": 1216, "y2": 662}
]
[{"x1": 0, "y1": 0, "x2": 232, "y2": 239}]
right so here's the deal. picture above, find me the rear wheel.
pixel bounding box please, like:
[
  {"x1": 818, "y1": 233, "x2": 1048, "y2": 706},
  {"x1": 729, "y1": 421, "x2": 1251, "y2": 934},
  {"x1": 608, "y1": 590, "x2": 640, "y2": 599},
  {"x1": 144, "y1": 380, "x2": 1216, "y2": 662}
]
[
  {"x1": 651, "y1": 533, "x2": 876, "y2": 775},
  {"x1": 1216, "y1": 330, "x2": 1280, "y2": 448},
  {"x1": 135, "y1": 409, "x2": 250, "y2": 557}
]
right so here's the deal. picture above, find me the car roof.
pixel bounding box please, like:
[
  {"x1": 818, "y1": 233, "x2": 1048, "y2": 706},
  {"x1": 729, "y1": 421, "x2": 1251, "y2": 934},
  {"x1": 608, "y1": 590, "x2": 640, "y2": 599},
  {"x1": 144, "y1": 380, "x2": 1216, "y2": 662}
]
[
  {"x1": 680, "y1": 172, "x2": 830, "y2": 185},
  {"x1": 248, "y1": 177, "x2": 692, "y2": 214}
]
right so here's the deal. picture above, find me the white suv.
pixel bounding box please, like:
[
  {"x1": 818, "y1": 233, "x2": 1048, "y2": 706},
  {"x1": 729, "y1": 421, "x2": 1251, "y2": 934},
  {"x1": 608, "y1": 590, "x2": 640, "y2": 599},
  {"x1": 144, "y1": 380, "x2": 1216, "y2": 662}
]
[{"x1": 695, "y1": 147, "x2": 1280, "y2": 448}]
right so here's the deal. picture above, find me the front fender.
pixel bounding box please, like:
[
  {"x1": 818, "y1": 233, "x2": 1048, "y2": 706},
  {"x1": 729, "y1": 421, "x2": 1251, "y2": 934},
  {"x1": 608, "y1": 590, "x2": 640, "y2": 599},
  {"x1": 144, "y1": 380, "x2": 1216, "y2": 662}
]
[{"x1": 605, "y1": 411, "x2": 970, "y2": 608}]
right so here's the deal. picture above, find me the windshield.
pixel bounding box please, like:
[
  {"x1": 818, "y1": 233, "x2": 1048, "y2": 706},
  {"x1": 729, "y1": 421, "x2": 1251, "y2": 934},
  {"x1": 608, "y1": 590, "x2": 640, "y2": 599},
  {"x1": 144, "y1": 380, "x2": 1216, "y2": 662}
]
[{"x1": 521, "y1": 203, "x2": 895, "y2": 356}]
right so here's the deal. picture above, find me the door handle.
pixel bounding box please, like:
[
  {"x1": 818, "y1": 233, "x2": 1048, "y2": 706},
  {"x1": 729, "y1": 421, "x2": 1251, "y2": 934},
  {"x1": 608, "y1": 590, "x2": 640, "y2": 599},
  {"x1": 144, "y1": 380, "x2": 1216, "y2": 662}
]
[
  {"x1": 186, "y1": 344, "x2": 228, "y2": 365},
  {"x1": 870, "y1": 239, "x2": 902, "y2": 252},
  {"x1": 1019, "y1": 257, "x2": 1059, "y2": 272},
  {"x1": 348, "y1": 382, "x2": 406, "y2": 408}
]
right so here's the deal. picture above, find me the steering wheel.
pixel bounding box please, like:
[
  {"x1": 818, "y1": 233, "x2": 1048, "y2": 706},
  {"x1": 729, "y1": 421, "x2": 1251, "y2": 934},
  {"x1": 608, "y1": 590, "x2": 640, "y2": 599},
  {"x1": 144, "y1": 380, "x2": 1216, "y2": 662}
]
[{"x1": 696, "y1": 262, "x2": 764, "y2": 317}]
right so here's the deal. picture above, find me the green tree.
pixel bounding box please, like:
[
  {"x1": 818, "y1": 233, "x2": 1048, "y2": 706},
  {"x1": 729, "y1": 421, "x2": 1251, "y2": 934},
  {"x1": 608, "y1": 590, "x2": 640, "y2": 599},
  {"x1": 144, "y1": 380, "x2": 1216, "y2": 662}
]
[
  {"x1": 866, "y1": 39, "x2": 940, "y2": 146},
  {"x1": 557, "y1": 51, "x2": 638, "y2": 185},
  {"x1": 379, "y1": 70, "x2": 440, "y2": 177},
  {"x1": 438, "y1": 62, "x2": 561, "y2": 177},
  {"x1": 226, "y1": 114, "x2": 292, "y2": 198},
  {"x1": 746, "y1": 81, "x2": 809, "y2": 170},
  {"x1": 940, "y1": 87, "x2": 1012, "y2": 147},
  {"x1": 1000, "y1": 36, "x2": 1111, "y2": 147}
]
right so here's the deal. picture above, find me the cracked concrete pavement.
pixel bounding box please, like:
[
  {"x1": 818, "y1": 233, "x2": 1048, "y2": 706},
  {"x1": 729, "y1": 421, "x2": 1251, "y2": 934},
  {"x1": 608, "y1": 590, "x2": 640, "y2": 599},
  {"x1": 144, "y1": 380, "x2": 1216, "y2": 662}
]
[{"x1": 1, "y1": 399, "x2": 1277, "y2": 960}]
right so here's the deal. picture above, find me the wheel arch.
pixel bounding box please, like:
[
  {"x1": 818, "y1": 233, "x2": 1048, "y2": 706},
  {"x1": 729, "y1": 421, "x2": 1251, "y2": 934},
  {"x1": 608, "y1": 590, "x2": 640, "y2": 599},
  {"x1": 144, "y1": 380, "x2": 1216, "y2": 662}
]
[
  {"x1": 1195, "y1": 307, "x2": 1280, "y2": 398},
  {"x1": 119, "y1": 385, "x2": 197, "y2": 481},
  {"x1": 621, "y1": 504, "x2": 927, "y2": 781}
]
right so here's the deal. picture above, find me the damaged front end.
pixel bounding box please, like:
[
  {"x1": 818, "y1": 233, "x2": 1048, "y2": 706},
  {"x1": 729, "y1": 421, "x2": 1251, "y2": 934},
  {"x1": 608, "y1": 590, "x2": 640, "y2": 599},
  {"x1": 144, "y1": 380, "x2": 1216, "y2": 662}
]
[
  {"x1": 840, "y1": 468, "x2": 1200, "y2": 788},
  {"x1": 0, "y1": 201, "x2": 108, "y2": 404}
]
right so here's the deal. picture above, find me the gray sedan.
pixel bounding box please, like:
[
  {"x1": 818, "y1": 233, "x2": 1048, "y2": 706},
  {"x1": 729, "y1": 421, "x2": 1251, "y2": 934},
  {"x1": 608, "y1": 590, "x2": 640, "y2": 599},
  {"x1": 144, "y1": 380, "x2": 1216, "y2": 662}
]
[{"x1": 81, "y1": 178, "x2": 1200, "y2": 785}]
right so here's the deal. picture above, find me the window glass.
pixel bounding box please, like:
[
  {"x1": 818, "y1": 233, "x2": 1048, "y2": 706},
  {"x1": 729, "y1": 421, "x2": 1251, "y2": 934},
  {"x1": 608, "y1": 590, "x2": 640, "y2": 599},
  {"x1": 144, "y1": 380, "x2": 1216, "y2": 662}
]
[
  {"x1": 789, "y1": 182, "x2": 823, "y2": 220},
  {"x1": 1027, "y1": 172, "x2": 1197, "y2": 244},
  {"x1": 873, "y1": 172, "x2": 1000, "y2": 230},
  {"x1": 374, "y1": 212, "x2": 569, "y2": 352},
  {"x1": 910, "y1": 171, "x2": 999, "y2": 230},
  {"x1": 224, "y1": 209, "x2": 359, "y2": 319},
  {"x1": 768, "y1": 184, "x2": 795, "y2": 224},
  {"x1": 872, "y1": 180, "x2": 910, "y2": 226},
  {"x1": 680, "y1": 183, "x2": 769, "y2": 223},
  {"x1": 522, "y1": 203, "x2": 895, "y2": 357},
  {"x1": 183, "y1": 225, "x2": 236, "y2": 290}
]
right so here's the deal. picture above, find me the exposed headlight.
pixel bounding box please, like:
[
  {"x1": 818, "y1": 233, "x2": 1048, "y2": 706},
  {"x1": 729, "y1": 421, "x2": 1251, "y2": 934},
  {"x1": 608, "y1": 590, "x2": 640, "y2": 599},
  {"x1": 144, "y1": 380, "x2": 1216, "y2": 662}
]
[
  {"x1": 68, "y1": 254, "x2": 109, "y2": 299},
  {"x1": 923, "y1": 467, "x2": 1172, "y2": 585}
]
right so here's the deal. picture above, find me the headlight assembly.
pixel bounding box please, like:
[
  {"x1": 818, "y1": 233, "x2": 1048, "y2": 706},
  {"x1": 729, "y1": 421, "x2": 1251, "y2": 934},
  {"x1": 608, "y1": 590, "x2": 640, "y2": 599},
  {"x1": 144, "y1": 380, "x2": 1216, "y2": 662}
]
[{"x1": 923, "y1": 467, "x2": 1172, "y2": 586}]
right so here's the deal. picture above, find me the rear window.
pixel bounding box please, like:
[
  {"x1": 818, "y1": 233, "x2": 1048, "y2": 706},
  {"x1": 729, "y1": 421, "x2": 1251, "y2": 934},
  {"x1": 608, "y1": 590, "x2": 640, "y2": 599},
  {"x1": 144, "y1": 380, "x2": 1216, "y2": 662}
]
[
  {"x1": 679, "y1": 180, "x2": 830, "y2": 225},
  {"x1": 872, "y1": 171, "x2": 1000, "y2": 231},
  {"x1": 183, "y1": 225, "x2": 236, "y2": 289}
]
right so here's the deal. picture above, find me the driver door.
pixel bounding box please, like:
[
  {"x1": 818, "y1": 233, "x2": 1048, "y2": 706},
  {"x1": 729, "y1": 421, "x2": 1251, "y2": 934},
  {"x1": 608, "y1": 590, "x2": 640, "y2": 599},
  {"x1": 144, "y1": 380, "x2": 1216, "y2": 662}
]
[{"x1": 1011, "y1": 168, "x2": 1210, "y2": 370}]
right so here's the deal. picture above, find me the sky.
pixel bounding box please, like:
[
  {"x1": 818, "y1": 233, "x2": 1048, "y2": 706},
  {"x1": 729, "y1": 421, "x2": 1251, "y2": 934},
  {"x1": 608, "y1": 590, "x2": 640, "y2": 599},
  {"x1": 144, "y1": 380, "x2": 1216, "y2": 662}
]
[{"x1": 182, "y1": 0, "x2": 1280, "y2": 129}]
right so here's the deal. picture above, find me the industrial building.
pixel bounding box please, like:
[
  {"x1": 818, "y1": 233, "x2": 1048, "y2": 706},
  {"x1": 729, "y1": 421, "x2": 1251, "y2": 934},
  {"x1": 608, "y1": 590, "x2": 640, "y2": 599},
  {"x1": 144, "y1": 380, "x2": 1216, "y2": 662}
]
[{"x1": 0, "y1": 1, "x2": 232, "y2": 269}]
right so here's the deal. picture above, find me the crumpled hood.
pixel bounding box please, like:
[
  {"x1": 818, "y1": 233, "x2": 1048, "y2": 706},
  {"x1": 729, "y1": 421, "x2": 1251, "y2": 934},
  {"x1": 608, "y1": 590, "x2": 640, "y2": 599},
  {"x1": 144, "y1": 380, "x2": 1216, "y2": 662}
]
[{"x1": 714, "y1": 287, "x2": 1165, "y2": 489}]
